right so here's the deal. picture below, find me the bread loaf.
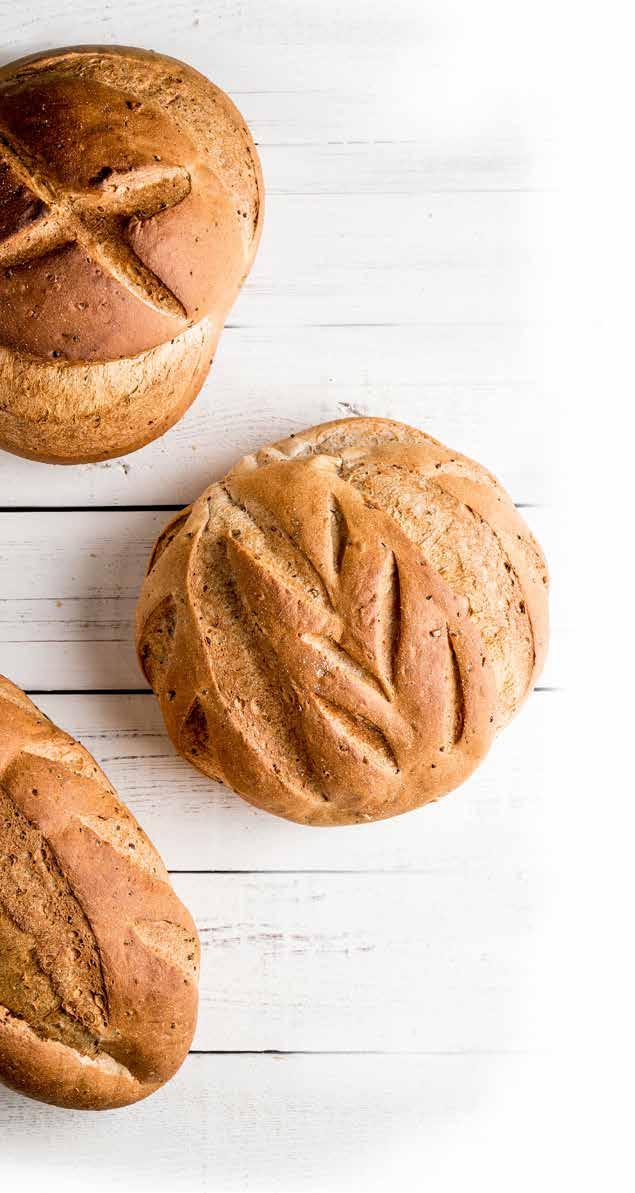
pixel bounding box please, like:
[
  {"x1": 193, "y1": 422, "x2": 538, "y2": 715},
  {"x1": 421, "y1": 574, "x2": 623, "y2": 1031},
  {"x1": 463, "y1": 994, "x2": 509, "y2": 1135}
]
[
  {"x1": 0, "y1": 675, "x2": 199, "y2": 1109},
  {"x1": 0, "y1": 44, "x2": 263, "y2": 463},
  {"x1": 136, "y1": 417, "x2": 549, "y2": 826}
]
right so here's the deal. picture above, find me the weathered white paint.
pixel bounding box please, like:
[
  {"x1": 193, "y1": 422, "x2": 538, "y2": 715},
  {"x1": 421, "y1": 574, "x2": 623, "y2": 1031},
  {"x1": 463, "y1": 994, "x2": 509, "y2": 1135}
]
[
  {"x1": 34, "y1": 689, "x2": 557, "y2": 875},
  {"x1": 0, "y1": 329, "x2": 552, "y2": 507},
  {"x1": 173, "y1": 864, "x2": 542, "y2": 1051},
  {"x1": 0, "y1": 12, "x2": 552, "y2": 510},
  {"x1": 0, "y1": 2, "x2": 560, "y2": 1187},
  {"x1": 0, "y1": 1052, "x2": 557, "y2": 1193},
  {"x1": 0, "y1": 188, "x2": 551, "y2": 508},
  {"x1": 0, "y1": 506, "x2": 560, "y2": 690}
]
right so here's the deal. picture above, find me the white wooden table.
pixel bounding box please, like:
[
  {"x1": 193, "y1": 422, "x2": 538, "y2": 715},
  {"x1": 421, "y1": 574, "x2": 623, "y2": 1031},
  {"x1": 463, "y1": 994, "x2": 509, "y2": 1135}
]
[{"x1": 0, "y1": 4, "x2": 563, "y2": 1190}]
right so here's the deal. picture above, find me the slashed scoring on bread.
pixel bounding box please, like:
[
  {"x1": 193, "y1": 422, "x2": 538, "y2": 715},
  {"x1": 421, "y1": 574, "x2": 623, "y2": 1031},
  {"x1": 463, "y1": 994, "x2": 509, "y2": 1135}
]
[
  {"x1": 0, "y1": 675, "x2": 199, "y2": 1110},
  {"x1": 136, "y1": 417, "x2": 549, "y2": 826},
  {"x1": 0, "y1": 44, "x2": 263, "y2": 463}
]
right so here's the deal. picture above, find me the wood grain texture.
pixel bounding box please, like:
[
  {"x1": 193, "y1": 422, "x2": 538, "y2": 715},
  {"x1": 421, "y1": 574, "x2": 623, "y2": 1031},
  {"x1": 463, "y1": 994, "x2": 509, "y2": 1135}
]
[
  {"x1": 260, "y1": 140, "x2": 537, "y2": 194},
  {"x1": 0, "y1": 862, "x2": 544, "y2": 1054},
  {"x1": 229, "y1": 192, "x2": 539, "y2": 327},
  {"x1": 0, "y1": 0, "x2": 548, "y2": 162},
  {"x1": 0, "y1": 1051, "x2": 553, "y2": 1192},
  {"x1": 0, "y1": 190, "x2": 551, "y2": 506},
  {"x1": 0, "y1": 6, "x2": 551, "y2": 508},
  {"x1": 174, "y1": 866, "x2": 541, "y2": 1051},
  {"x1": 0, "y1": 506, "x2": 559, "y2": 690},
  {"x1": 0, "y1": 3, "x2": 556, "y2": 1183},
  {"x1": 31, "y1": 689, "x2": 557, "y2": 873},
  {"x1": 0, "y1": 348, "x2": 551, "y2": 508}
]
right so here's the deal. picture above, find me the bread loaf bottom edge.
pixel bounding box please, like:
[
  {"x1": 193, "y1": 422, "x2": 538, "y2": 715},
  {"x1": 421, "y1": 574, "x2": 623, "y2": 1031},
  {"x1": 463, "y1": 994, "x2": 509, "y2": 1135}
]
[
  {"x1": 0, "y1": 317, "x2": 217, "y2": 465},
  {"x1": 0, "y1": 1006, "x2": 165, "y2": 1111}
]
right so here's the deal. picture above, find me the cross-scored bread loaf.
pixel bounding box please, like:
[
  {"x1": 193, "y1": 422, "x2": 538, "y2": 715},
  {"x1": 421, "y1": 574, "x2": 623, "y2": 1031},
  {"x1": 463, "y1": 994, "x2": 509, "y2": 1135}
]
[
  {"x1": 136, "y1": 417, "x2": 549, "y2": 826},
  {"x1": 0, "y1": 44, "x2": 263, "y2": 463},
  {"x1": 0, "y1": 675, "x2": 199, "y2": 1109}
]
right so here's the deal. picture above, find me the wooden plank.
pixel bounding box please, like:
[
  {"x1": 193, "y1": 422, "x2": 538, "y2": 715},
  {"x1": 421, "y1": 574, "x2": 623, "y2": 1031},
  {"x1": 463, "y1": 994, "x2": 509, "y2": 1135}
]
[
  {"x1": 0, "y1": 1051, "x2": 552, "y2": 1192},
  {"x1": 179, "y1": 863, "x2": 543, "y2": 1050},
  {"x1": 260, "y1": 140, "x2": 536, "y2": 195},
  {"x1": 0, "y1": 862, "x2": 542, "y2": 1052},
  {"x1": 0, "y1": 3, "x2": 546, "y2": 169},
  {"x1": 0, "y1": 323, "x2": 552, "y2": 508},
  {"x1": 33, "y1": 690, "x2": 558, "y2": 874},
  {"x1": 0, "y1": 5, "x2": 566, "y2": 1190},
  {"x1": 0, "y1": 506, "x2": 560, "y2": 690},
  {"x1": 0, "y1": 190, "x2": 547, "y2": 509},
  {"x1": 237, "y1": 192, "x2": 539, "y2": 325},
  {"x1": 0, "y1": 192, "x2": 539, "y2": 314}
]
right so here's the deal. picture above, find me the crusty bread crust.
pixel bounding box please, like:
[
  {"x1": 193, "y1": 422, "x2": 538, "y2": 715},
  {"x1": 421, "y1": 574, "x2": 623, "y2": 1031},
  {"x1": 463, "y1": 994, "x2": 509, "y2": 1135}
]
[
  {"x1": 0, "y1": 45, "x2": 263, "y2": 463},
  {"x1": 0, "y1": 318, "x2": 215, "y2": 464},
  {"x1": 0, "y1": 675, "x2": 199, "y2": 1110},
  {"x1": 136, "y1": 417, "x2": 549, "y2": 826},
  {"x1": 0, "y1": 1009, "x2": 153, "y2": 1111}
]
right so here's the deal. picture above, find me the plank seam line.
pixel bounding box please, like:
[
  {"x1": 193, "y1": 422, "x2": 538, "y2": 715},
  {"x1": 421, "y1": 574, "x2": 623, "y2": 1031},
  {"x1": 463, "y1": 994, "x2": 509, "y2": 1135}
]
[
  {"x1": 25, "y1": 689, "x2": 151, "y2": 696},
  {"x1": 167, "y1": 868, "x2": 537, "y2": 876},
  {"x1": 267, "y1": 189, "x2": 546, "y2": 196},
  {"x1": 23, "y1": 686, "x2": 560, "y2": 696},
  {"x1": 223, "y1": 321, "x2": 548, "y2": 329},
  {"x1": 0, "y1": 502, "x2": 541, "y2": 512},
  {"x1": 0, "y1": 505, "x2": 189, "y2": 513},
  {"x1": 187, "y1": 1048, "x2": 541, "y2": 1057}
]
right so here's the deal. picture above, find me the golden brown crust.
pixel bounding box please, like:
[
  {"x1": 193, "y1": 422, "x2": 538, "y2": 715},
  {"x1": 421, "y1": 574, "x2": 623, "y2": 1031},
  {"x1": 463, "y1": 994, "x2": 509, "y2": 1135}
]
[
  {"x1": 0, "y1": 674, "x2": 200, "y2": 1110},
  {"x1": 136, "y1": 418, "x2": 549, "y2": 827},
  {"x1": 0, "y1": 319, "x2": 216, "y2": 464},
  {"x1": 0, "y1": 44, "x2": 263, "y2": 463}
]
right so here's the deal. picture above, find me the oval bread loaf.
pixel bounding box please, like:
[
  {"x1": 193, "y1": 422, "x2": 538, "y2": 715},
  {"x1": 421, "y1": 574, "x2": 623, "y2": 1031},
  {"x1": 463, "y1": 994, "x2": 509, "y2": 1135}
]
[
  {"x1": 0, "y1": 675, "x2": 199, "y2": 1109},
  {"x1": 0, "y1": 44, "x2": 263, "y2": 463},
  {"x1": 136, "y1": 417, "x2": 549, "y2": 827}
]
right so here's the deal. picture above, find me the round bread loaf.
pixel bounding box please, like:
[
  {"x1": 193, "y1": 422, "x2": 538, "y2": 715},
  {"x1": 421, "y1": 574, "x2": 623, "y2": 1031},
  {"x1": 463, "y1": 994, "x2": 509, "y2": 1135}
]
[
  {"x1": 0, "y1": 45, "x2": 263, "y2": 463},
  {"x1": 0, "y1": 675, "x2": 199, "y2": 1109},
  {"x1": 136, "y1": 417, "x2": 549, "y2": 827}
]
